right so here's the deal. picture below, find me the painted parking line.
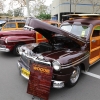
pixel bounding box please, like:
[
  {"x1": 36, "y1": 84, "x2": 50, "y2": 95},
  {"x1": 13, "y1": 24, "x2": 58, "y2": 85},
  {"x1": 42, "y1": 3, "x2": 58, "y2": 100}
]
[{"x1": 82, "y1": 71, "x2": 100, "y2": 80}]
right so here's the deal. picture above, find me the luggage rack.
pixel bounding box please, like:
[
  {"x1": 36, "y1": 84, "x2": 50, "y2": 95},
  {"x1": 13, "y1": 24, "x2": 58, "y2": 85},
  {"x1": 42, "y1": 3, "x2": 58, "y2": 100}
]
[
  {"x1": 62, "y1": 14, "x2": 100, "y2": 20},
  {"x1": 0, "y1": 16, "x2": 26, "y2": 22}
]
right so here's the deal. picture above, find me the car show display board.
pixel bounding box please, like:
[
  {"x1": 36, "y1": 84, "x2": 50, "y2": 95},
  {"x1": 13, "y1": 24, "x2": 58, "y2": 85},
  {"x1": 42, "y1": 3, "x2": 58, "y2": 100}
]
[{"x1": 27, "y1": 63, "x2": 53, "y2": 100}]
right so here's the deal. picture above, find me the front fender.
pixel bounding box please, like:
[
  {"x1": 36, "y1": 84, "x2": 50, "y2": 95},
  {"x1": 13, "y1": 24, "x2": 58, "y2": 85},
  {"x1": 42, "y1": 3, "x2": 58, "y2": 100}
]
[{"x1": 5, "y1": 36, "x2": 35, "y2": 44}]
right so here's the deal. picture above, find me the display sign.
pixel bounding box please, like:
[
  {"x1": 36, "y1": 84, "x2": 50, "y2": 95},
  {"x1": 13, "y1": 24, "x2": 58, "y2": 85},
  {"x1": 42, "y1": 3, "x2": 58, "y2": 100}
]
[{"x1": 27, "y1": 63, "x2": 53, "y2": 100}]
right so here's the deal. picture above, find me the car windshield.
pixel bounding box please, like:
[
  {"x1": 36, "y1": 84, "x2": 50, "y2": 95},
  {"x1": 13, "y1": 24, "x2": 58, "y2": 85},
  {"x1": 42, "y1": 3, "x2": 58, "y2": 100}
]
[{"x1": 61, "y1": 23, "x2": 90, "y2": 38}]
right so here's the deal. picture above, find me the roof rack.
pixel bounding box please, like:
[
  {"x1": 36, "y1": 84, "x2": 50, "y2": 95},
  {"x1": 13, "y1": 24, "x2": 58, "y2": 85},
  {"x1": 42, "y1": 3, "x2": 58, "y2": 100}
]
[
  {"x1": 68, "y1": 14, "x2": 100, "y2": 17},
  {"x1": 62, "y1": 14, "x2": 100, "y2": 19},
  {"x1": 0, "y1": 16, "x2": 26, "y2": 22}
]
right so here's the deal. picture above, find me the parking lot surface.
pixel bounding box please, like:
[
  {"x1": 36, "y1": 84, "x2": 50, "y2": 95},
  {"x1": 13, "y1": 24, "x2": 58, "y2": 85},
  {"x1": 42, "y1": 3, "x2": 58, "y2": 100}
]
[{"x1": 0, "y1": 52, "x2": 100, "y2": 100}]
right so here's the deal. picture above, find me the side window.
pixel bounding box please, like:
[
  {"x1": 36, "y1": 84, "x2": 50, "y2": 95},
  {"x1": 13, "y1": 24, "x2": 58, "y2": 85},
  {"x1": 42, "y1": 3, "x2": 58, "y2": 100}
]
[
  {"x1": 18, "y1": 23, "x2": 25, "y2": 28},
  {"x1": 4, "y1": 23, "x2": 16, "y2": 28},
  {"x1": 92, "y1": 26, "x2": 100, "y2": 37}
]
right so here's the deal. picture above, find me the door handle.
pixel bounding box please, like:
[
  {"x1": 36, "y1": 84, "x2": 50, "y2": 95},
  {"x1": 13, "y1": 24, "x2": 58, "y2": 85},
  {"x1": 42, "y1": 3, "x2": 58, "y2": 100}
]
[{"x1": 92, "y1": 39, "x2": 96, "y2": 42}]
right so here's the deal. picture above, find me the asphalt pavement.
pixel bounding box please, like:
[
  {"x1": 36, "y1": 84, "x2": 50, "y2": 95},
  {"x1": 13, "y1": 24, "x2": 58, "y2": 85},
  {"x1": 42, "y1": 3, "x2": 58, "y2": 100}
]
[{"x1": 0, "y1": 52, "x2": 100, "y2": 100}]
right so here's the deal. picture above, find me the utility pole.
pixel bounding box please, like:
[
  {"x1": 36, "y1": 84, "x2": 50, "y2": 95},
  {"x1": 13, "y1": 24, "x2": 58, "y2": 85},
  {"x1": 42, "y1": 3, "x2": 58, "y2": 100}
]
[
  {"x1": 70, "y1": 0, "x2": 71, "y2": 14},
  {"x1": 58, "y1": 0, "x2": 60, "y2": 22},
  {"x1": 25, "y1": 0, "x2": 30, "y2": 16}
]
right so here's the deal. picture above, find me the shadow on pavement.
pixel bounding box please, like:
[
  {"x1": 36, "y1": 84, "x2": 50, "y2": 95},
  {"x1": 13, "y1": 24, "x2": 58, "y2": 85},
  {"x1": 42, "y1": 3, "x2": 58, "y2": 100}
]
[{"x1": 0, "y1": 52, "x2": 19, "y2": 58}]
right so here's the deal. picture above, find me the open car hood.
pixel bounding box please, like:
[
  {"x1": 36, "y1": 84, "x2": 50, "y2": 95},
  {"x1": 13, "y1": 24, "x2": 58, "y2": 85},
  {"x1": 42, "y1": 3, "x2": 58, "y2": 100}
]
[{"x1": 25, "y1": 18, "x2": 86, "y2": 46}]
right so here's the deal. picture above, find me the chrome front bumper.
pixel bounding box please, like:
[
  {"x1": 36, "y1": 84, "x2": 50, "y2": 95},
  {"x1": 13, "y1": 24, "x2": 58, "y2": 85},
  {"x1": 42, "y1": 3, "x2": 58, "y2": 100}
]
[
  {"x1": 17, "y1": 61, "x2": 64, "y2": 89},
  {"x1": 0, "y1": 45, "x2": 10, "y2": 52},
  {"x1": 17, "y1": 61, "x2": 29, "y2": 80}
]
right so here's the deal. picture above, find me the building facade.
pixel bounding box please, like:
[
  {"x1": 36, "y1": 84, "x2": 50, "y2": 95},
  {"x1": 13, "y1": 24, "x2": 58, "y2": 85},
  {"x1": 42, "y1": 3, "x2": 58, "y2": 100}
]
[{"x1": 51, "y1": 0, "x2": 100, "y2": 22}]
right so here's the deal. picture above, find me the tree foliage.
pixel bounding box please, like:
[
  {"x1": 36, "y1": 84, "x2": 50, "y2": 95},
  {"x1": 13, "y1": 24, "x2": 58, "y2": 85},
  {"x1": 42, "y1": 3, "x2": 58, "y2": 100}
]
[
  {"x1": 4, "y1": 0, "x2": 25, "y2": 16},
  {"x1": 36, "y1": 13, "x2": 51, "y2": 20},
  {"x1": 0, "y1": 0, "x2": 5, "y2": 13},
  {"x1": 0, "y1": 8, "x2": 23, "y2": 17},
  {"x1": 29, "y1": 0, "x2": 50, "y2": 17},
  {"x1": 7, "y1": 10, "x2": 13, "y2": 16},
  {"x1": 14, "y1": 8, "x2": 24, "y2": 17}
]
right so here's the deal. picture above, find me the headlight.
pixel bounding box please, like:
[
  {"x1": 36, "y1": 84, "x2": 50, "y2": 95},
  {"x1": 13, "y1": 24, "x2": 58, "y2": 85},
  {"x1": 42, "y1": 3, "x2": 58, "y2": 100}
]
[{"x1": 52, "y1": 61, "x2": 61, "y2": 71}]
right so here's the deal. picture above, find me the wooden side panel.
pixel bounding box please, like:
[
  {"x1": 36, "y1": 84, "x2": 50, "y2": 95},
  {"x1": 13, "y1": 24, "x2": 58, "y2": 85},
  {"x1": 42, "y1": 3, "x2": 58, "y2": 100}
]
[
  {"x1": 90, "y1": 26, "x2": 100, "y2": 65},
  {"x1": 27, "y1": 63, "x2": 53, "y2": 100},
  {"x1": 36, "y1": 32, "x2": 47, "y2": 43}
]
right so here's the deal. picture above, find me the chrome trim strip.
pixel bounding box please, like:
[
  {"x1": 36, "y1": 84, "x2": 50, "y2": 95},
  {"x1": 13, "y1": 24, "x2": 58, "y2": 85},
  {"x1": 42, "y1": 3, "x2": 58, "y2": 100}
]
[
  {"x1": 67, "y1": 54, "x2": 89, "y2": 66},
  {"x1": 8, "y1": 38, "x2": 35, "y2": 43},
  {"x1": 22, "y1": 53, "x2": 51, "y2": 66},
  {"x1": 51, "y1": 80, "x2": 64, "y2": 82},
  {"x1": 24, "y1": 25, "x2": 34, "y2": 29},
  {"x1": 61, "y1": 54, "x2": 89, "y2": 69},
  {"x1": 62, "y1": 54, "x2": 89, "y2": 66},
  {"x1": 33, "y1": 58, "x2": 51, "y2": 66},
  {"x1": 21, "y1": 57, "x2": 30, "y2": 69}
]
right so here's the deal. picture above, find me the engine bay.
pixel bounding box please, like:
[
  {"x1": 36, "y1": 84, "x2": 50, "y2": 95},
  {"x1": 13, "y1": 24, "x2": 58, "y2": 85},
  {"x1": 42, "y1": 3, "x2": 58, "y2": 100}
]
[{"x1": 32, "y1": 35, "x2": 81, "y2": 53}]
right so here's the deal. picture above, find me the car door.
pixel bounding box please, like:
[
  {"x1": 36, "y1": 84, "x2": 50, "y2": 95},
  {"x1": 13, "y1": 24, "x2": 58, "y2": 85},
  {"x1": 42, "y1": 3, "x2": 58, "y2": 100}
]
[{"x1": 90, "y1": 25, "x2": 100, "y2": 64}]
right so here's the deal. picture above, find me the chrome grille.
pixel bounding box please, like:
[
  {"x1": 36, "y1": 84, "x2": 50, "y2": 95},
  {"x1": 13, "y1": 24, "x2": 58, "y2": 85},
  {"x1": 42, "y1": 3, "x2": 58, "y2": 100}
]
[
  {"x1": 0, "y1": 44, "x2": 6, "y2": 48},
  {"x1": 33, "y1": 57, "x2": 51, "y2": 66},
  {"x1": 21, "y1": 55, "x2": 31, "y2": 67},
  {"x1": 0, "y1": 40, "x2": 5, "y2": 45}
]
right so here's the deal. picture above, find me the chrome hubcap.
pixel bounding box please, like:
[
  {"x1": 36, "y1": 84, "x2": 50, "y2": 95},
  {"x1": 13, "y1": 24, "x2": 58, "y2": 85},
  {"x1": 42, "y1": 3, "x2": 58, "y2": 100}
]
[{"x1": 70, "y1": 66, "x2": 80, "y2": 84}]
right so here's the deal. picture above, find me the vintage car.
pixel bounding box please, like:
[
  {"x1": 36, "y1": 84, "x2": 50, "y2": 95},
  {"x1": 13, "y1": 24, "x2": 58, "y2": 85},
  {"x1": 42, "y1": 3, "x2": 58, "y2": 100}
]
[
  {"x1": 0, "y1": 20, "x2": 6, "y2": 30},
  {"x1": 1, "y1": 21, "x2": 25, "y2": 31},
  {"x1": 17, "y1": 15, "x2": 99, "y2": 89},
  {"x1": 17, "y1": 14, "x2": 100, "y2": 100},
  {"x1": 0, "y1": 19, "x2": 60, "y2": 55}
]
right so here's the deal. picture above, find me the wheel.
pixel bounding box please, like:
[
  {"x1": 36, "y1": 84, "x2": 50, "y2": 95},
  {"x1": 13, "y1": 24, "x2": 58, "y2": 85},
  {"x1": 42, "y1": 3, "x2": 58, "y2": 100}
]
[
  {"x1": 13, "y1": 43, "x2": 24, "y2": 56},
  {"x1": 67, "y1": 66, "x2": 81, "y2": 87}
]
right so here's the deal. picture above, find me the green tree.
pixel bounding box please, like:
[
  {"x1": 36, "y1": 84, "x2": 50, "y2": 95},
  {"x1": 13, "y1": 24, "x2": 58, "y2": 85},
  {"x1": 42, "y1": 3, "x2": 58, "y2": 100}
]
[
  {"x1": 36, "y1": 13, "x2": 51, "y2": 20},
  {"x1": 30, "y1": 0, "x2": 50, "y2": 17},
  {"x1": 7, "y1": 10, "x2": 13, "y2": 16},
  {"x1": 6, "y1": 8, "x2": 23, "y2": 17},
  {"x1": 0, "y1": 0, "x2": 5, "y2": 13},
  {"x1": 14, "y1": 8, "x2": 24, "y2": 17}
]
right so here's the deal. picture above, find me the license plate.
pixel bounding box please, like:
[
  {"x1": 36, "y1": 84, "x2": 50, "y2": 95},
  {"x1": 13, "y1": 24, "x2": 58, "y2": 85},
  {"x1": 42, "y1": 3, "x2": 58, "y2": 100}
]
[{"x1": 21, "y1": 68, "x2": 30, "y2": 78}]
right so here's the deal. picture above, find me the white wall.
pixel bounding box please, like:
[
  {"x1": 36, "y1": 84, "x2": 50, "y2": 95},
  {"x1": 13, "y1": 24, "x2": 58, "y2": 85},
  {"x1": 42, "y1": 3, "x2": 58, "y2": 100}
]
[{"x1": 51, "y1": 0, "x2": 100, "y2": 17}]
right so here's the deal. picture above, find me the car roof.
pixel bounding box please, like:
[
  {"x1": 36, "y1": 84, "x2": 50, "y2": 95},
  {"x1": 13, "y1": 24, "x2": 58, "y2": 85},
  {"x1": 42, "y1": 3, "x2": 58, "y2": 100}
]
[
  {"x1": 63, "y1": 18, "x2": 100, "y2": 26},
  {"x1": 63, "y1": 14, "x2": 100, "y2": 26}
]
